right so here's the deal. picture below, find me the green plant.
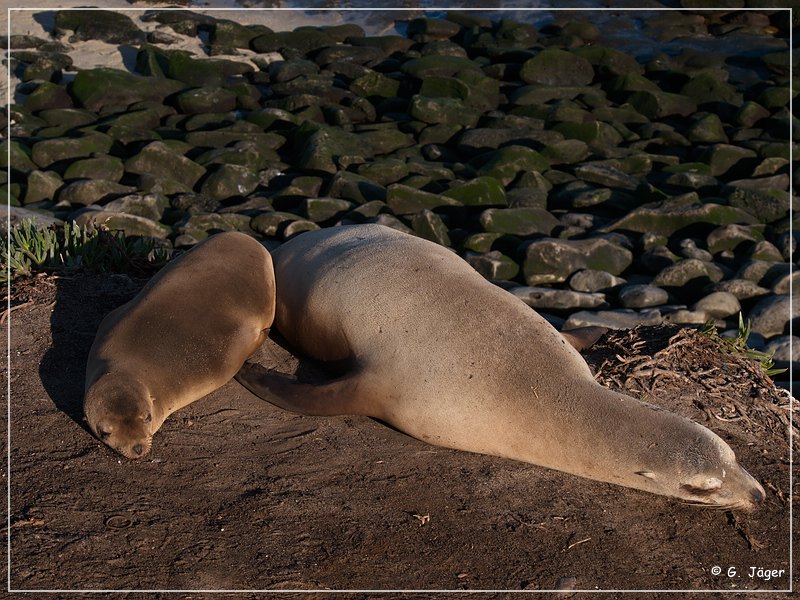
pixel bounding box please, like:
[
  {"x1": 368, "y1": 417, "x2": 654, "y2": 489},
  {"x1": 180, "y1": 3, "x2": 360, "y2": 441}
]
[
  {"x1": 701, "y1": 313, "x2": 786, "y2": 377},
  {"x1": 2, "y1": 219, "x2": 169, "y2": 283}
]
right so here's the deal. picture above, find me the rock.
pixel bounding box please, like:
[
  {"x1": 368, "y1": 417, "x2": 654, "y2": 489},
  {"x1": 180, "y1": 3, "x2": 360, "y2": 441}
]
[
  {"x1": 638, "y1": 245, "x2": 680, "y2": 273},
  {"x1": 444, "y1": 177, "x2": 507, "y2": 207},
  {"x1": 125, "y1": 142, "x2": 206, "y2": 190},
  {"x1": 292, "y1": 121, "x2": 362, "y2": 174},
  {"x1": 651, "y1": 259, "x2": 725, "y2": 296},
  {"x1": 771, "y1": 271, "x2": 798, "y2": 295},
  {"x1": 523, "y1": 238, "x2": 633, "y2": 285},
  {"x1": 706, "y1": 224, "x2": 765, "y2": 254},
  {"x1": 23, "y1": 81, "x2": 74, "y2": 112},
  {"x1": 628, "y1": 90, "x2": 697, "y2": 118},
  {"x1": 680, "y1": 72, "x2": 742, "y2": 106},
  {"x1": 2, "y1": 205, "x2": 63, "y2": 232},
  {"x1": 357, "y1": 160, "x2": 409, "y2": 186},
  {"x1": 692, "y1": 291, "x2": 741, "y2": 319},
  {"x1": 401, "y1": 55, "x2": 481, "y2": 79},
  {"x1": 200, "y1": 164, "x2": 259, "y2": 201},
  {"x1": 678, "y1": 239, "x2": 713, "y2": 262},
  {"x1": 386, "y1": 184, "x2": 461, "y2": 215},
  {"x1": 102, "y1": 193, "x2": 168, "y2": 222},
  {"x1": 327, "y1": 171, "x2": 387, "y2": 204},
  {"x1": 736, "y1": 101, "x2": 770, "y2": 128},
  {"x1": 250, "y1": 29, "x2": 336, "y2": 55},
  {"x1": 23, "y1": 170, "x2": 62, "y2": 205},
  {"x1": 476, "y1": 146, "x2": 549, "y2": 186},
  {"x1": 251, "y1": 211, "x2": 302, "y2": 237},
  {"x1": 568, "y1": 269, "x2": 626, "y2": 293},
  {"x1": 520, "y1": 48, "x2": 594, "y2": 86},
  {"x1": 735, "y1": 260, "x2": 790, "y2": 287},
  {"x1": 686, "y1": 113, "x2": 728, "y2": 143},
  {"x1": 479, "y1": 207, "x2": 559, "y2": 237},
  {"x1": 411, "y1": 210, "x2": 451, "y2": 247},
  {"x1": 70, "y1": 68, "x2": 186, "y2": 113},
  {"x1": 73, "y1": 209, "x2": 171, "y2": 239},
  {"x1": 177, "y1": 213, "x2": 252, "y2": 240},
  {"x1": 210, "y1": 19, "x2": 261, "y2": 53},
  {"x1": 367, "y1": 213, "x2": 414, "y2": 234},
  {"x1": 540, "y1": 139, "x2": 590, "y2": 165},
  {"x1": 283, "y1": 219, "x2": 321, "y2": 239},
  {"x1": 409, "y1": 96, "x2": 481, "y2": 127},
  {"x1": 137, "y1": 45, "x2": 252, "y2": 87},
  {"x1": 510, "y1": 286, "x2": 606, "y2": 310},
  {"x1": 55, "y1": 9, "x2": 145, "y2": 45},
  {"x1": 701, "y1": 144, "x2": 758, "y2": 178},
  {"x1": 350, "y1": 71, "x2": 401, "y2": 98},
  {"x1": 663, "y1": 308, "x2": 709, "y2": 326},
  {"x1": 726, "y1": 187, "x2": 789, "y2": 223},
  {"x1": 601, "y1": 201, "x2": 758, "y2": 236},
  {"x1": 174, "y1": 87, "x2": 237, "y2": 114},
  {"x1": 63, "y1": 155, "x2": 124, "y2": 182},
  {"x1": 563, "y1": 309, "x2": 663, "y2": 330},
  {"x1": 747, "y1": 240, "x2": 783, "y2": 262},
  {"x1": 574, "y1": 163, "x2": 639, "y2": 191},
  {"x1": 763, "y1": 336, "x2": 798, "y2": 363},
  {"x1": 573, "y1": 45, "x2": 644, "y2": 78},
  {"x1": 31, "y1": 133, "x2": 113, "y2": 169},
  {"x1": 303, "y1": 197, "x2": 353, "y2": 223},
  {"x1": 748, "y1": 294, "x2": 796, "y2": 338},
  {"x1": 57, "y1": 179, "x2": 136, "y2": 206},
  {"x1": 618, "y1": 284, "x2": 669, "y2": 308},
  {"x1": 708, "y1": 279, "x2": 769, "y2": 301}
]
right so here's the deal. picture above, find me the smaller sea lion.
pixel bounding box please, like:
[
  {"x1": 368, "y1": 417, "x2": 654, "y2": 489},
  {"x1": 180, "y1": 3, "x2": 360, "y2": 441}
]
[{"x1": 84, "y1": 232, "x2": 275, "y2": 459}]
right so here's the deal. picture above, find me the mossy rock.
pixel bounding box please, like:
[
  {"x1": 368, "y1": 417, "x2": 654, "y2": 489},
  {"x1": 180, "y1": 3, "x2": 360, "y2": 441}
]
[
  {"x1": 250, "y1": 29, "x2": 336, "y2": 55},
  {"x1": 314, "y1": 45, "x2": 385, "y2": 66},
  {"x1": 443, "y1": 177, "x2": 507, "y2": 207},
  {"x1": 474, "y1": 146, "x2": 549, "y2": 186},
  {"x1": 520, "y1": 48, "x2": 594, "y2": 86},
  {"x1": 726, "y1": 187, "x2": 789, "y2": 223},
  {"x1": 210, "y1": 19, "x2": 261, "y2": 52},
  {"x1": 686, "y1": 113, "x2": 728, "y2": 144},
  {"x1": 250, "y1": 211, "x2": 303, "y2": 237},
  {"x1": 601, "y1": 201, "x2": 758, "y2": 236},
  {"x1": 31, "y1": 133, "x2": 113, "y2": 168},
  {"x1": 303, "y1": 197, "x2": 354, "y2": 223},
  {"x1": 540, "y1": 139, "x2": 590, "y2": 165},
  {"x1": 4, "y1": 140, "x2": 39, "y2": 174},
  {"x1": 706, "y1": 223, "x2": 765, "y2": 254},
  {"x1": 700, "y1": 144, "x2": 758, "y2": 177},
  {"x1": 357, "y1": 159, "x2": 409, "y2": 186},
  {"x1": 680, "y1": 72, "x2": 742, "y2": 106},
  {"x1": 350, "y1": 71, "x2": 401, "y2": 98},
  {"x1": 509, "y1": 85, "x2": 598, "y2": 106},
  {"x1": 63, "y1": 155, "x2": 124, "y2": 182},
  {"x1": 23, "y1": 170, "x2": 63, "y2": 205},
  {"x1": 176, "y1": 213, "x2": 252, "y2": 240},
  {"x1": 479, "y1": 207, "x2": 559, "y2": 237},
  {"x1": 136, "y1": 45, "x2": 252, "y2": 87},
  {"x1": 401, "y1": 55, "x2": 482, "y2": 79},
  {"x1": 551, "y1": 121, "x2": 624, "y2": 148},
  {"x1": 324, "y1": 172, "x2": 384, "y2": 204},
  {"x1": 292, "y1": 121, "x2": 362, "y2": 174},
  {"x1": 465, "y1": 251, "x2": 519, "y2": 281},
  {"x1": 70, "y1": 68, "x2": 186, "y2": 113},
  {"x1": 74, "y1": 210, "x2": 171, "y2": 239},
  {"x1": 200, "y1": 164, "x2": 260, "y2": 201},
  {"x1": 628, "y1": 90, "x2": 697, "y2": 119},
  {"x1": 523, "y1": 238, "x2": 633, "y2": 285},
  {"x1": 55, "y1": 9, "x2": 145, "y2": 45},
  {"x1": 125, "y1": 141, "x2": 206, "y2": 189},
  {"x1": 102, "y1": 192, "x2": 169, "y2": 222},
  {"x1": 58, "y1": 179, "x2": 136, "y2": 206},
  {"x1": 386, "y1": 184, "x2": 461, "y2": 215},
  {"x1": 23, "y1": 82, "x2": 74, "y2": 112},
  {"x1": 174, "y1": 87, "x2": 238, "y2": 115},
  {"x1": 573, "y1": 45, "x2": 644, "y2": 78},
  {"x1": 359, "y1": 128, "x2": 416, "y2": 157},
  {"x1": 409, "y1": 95, "x2": 481, "y2": 127},
  {"x1": 411, "y1": 209, "x2": 451, "y2": 247}
]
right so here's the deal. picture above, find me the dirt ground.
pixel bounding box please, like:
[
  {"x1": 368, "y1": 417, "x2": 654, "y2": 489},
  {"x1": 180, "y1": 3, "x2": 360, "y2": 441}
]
[{"x1": 4, "y1": 272, "x2": 795, "y2": 598}]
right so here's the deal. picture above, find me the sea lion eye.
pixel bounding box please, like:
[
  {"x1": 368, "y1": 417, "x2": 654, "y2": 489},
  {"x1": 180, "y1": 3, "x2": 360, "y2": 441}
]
[
  {"x1": 636, "y1": 471, "x2": 656, "y2": 480},
  {"x1": 142, "y1": 412, "x2": 152, "y2": 423},
  {"x1": 97, "y1": 428, "x2": 111, "y2": 440}
]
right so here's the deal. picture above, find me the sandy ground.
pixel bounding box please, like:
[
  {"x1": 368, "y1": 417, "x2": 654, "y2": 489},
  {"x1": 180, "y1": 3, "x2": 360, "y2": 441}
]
[{"x1": 4, "y1": 272, "x2": 794, "y2": 595}]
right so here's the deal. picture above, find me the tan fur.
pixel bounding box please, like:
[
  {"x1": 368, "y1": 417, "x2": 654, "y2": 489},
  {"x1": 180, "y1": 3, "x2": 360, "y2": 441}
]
[
  {"x1": 85, "y1": 232, "x2": 275, "y2": 459},
  {"x1": 237, "y1": 224, "x2": 765, "y2": 511}
]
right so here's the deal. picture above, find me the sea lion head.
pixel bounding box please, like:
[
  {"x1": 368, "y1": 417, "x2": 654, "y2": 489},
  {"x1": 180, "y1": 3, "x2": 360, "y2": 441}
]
[
  {"x1": 84, "y1": 376, "x2": 155, "y2": 460},
  {"x1": 630, "y1": 417, "x2": 765, "y2": 512}
]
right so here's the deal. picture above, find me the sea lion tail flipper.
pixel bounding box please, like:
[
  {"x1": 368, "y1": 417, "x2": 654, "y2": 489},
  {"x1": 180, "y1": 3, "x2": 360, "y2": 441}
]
[
  {"x1": 560, "y1": 326, "x2": 608, "y2": 352},
  {"x1": 235, "y1": 361, "x2": 366, "y2": 417}
]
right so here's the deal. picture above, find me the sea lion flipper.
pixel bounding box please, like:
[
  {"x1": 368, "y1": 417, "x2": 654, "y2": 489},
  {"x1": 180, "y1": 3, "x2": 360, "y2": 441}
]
[
  {"x1": 235, "y1": 361, "x2": 366, "y2": 417},
  {"x1": 560, "y1": 326, "x2": 608, "y2": 352}
]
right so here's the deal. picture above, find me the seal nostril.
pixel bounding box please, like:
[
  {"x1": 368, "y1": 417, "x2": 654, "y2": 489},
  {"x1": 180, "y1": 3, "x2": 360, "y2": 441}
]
[
  {"x1": 751, "y1": 487, "x2": 765, "y2": 504},
  {"x1": 132, "y1": 444, "x2": 143, "y2": 456}
]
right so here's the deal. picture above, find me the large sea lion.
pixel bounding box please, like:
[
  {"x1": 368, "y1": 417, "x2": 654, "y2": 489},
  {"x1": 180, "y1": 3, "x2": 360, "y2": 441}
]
[
  {"x1": 237, "y1": 224, "x2": 765, "y2": 511},
  {"x1": 85, "y1": 232, "x2": 275, "y2": 459}
]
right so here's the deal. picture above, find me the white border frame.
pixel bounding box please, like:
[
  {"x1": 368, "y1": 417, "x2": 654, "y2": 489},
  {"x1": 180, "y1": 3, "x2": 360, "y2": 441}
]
[{"x1": 5, "y1": 4, "x2": 794, "y2": 594}]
